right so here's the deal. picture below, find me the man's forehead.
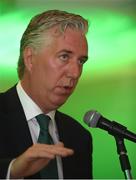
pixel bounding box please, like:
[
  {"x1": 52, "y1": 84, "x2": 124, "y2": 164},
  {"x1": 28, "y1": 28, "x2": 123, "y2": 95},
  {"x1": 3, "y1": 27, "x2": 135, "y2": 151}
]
[{"x1": 49, "y1": 25, "x2": 86, "y2": 37}]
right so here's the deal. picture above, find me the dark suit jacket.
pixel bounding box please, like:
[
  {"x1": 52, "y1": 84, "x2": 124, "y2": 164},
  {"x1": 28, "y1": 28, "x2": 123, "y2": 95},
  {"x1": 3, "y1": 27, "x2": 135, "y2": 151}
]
[{"x1": 0, "y1": 86, "x2": 93, "y2": 179}]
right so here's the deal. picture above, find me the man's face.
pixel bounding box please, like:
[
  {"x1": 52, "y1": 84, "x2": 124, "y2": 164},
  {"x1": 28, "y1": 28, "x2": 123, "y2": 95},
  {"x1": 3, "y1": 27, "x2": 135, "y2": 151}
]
[{"x1": 22, "y1": 28, "x2": 88, "y2": 112}]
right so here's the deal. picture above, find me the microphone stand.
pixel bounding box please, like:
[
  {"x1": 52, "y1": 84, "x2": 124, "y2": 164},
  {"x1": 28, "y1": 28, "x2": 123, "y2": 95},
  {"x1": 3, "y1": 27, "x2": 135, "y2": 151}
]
[{"x1": 114, "y1": 136, "x2": 133, "y2": 179}]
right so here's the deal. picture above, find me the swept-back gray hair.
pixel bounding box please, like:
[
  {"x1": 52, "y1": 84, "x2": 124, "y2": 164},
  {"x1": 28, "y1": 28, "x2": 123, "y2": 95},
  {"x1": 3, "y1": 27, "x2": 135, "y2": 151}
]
[{"x1": 17, "y1": 9, "x2": 88, "y2": 79}]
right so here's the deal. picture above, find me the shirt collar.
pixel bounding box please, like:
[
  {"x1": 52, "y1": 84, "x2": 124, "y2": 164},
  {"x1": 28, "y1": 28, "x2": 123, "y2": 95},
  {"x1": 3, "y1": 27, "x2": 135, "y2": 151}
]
[{"x1": 16, "y1": 82, "x2": 56, "y2": 121}]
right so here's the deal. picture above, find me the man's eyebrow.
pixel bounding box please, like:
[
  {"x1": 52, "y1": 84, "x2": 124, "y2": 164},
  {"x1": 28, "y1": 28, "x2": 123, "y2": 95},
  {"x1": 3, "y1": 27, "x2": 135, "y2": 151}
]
[
  {"x1": 58, "y1": 49, "x2": 73, "y2": 54},
  {"x1": 58, "y1": 49, "x2": 88, "y2": 59}
]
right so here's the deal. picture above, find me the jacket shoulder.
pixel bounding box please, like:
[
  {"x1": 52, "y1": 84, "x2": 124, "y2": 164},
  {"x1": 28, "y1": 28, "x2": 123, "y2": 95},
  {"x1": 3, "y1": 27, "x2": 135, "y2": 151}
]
[{"x1": 55, "y1": 110, "x2": 92, "y2": 139}]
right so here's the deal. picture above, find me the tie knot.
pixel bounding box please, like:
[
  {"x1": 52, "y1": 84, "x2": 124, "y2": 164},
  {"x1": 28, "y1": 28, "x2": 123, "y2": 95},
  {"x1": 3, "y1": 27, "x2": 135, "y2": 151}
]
[{"x1": 36, "y1": 114, "x2": 50, "y2": 131}]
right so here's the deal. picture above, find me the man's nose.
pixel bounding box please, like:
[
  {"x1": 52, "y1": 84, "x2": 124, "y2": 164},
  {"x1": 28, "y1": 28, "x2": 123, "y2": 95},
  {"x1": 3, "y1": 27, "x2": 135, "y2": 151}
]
[{"x1": 66, "y1": 61, "x2": 82, "y2": 79}]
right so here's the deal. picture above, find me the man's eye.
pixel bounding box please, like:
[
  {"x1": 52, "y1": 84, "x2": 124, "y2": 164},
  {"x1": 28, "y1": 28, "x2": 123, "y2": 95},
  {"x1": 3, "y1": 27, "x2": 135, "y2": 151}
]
[
  {"x1": 59, "y1": 54, "x2": 69, "y2": 61},
  {"x1": 79, "y1": 59, "x2": 87, "y2": 65}
]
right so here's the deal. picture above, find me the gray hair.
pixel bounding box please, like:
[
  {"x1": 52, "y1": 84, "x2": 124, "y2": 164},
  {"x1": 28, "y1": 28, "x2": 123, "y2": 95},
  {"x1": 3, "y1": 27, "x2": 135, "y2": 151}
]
[{"x1": 17, "y1": 10, "x2": 88, "y2": 79}]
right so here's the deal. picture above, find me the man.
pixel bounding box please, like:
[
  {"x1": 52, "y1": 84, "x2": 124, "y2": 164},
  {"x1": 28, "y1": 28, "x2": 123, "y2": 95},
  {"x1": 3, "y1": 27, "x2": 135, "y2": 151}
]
[{"x1": 0, "y1": 10, "x2": 93, "y2": 179}]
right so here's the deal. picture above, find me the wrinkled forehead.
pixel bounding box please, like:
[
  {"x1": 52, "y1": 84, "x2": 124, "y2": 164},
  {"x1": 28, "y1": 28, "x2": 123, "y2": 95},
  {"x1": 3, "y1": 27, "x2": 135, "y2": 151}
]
[
  {"x1": 51, "y1": 27, "x2": 88, "y2": 54},
  {"x1": 36, "y1": 26, "x2": 88, "y2": 56},
  {"x1": 47, "y1": 24, "x2": 87, "y2": 38}
]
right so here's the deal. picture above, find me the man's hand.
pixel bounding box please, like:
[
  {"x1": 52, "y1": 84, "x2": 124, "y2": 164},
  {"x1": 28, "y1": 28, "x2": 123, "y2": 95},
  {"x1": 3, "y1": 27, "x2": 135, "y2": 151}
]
[{"x1": 10, "y1": 142, "x2": 74, "y2": 178}]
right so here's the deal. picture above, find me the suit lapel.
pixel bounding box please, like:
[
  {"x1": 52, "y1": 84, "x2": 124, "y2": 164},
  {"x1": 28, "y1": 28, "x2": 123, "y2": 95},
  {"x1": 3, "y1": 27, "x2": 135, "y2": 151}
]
[{"x1": 2, "y1": 86, "x2": 33, "y2": 154}]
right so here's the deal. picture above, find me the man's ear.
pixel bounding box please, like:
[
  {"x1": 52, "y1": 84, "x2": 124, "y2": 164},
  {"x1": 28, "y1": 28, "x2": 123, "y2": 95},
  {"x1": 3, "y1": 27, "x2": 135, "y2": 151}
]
[{"x1": 23, "y1": 47, "x2": 34, "y2": 72}]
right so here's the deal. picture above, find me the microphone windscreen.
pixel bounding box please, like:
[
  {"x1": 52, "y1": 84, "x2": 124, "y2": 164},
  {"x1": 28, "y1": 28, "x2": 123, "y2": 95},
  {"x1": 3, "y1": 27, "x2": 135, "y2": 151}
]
[{"x1": 83, "y1": 110, "x2": 101, "y2": 127}]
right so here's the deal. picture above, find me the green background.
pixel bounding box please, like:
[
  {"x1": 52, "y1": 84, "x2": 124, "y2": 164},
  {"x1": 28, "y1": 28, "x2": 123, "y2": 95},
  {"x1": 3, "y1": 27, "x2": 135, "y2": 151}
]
[{"x1": 0, "y1": 0, "x2": 136, "y2": 179}]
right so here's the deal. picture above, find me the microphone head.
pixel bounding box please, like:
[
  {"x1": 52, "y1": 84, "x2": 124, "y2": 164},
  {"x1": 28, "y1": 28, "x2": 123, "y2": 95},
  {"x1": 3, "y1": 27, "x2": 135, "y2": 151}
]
[{"x1": 83, "y1": 110, "x2": 101, "y2": 127}]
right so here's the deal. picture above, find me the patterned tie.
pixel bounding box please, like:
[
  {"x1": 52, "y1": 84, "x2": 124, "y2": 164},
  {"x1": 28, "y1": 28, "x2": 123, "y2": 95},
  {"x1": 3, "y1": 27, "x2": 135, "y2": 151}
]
[{"x1": 36, "y1": 114, "x2": 58, "y2": 179}]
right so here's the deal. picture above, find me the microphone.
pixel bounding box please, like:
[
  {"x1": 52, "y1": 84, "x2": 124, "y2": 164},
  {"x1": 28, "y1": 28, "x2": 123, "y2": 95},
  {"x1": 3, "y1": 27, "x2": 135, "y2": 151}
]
[{"x1": 83, "y1": 110, "x2": 136, "y2": 143}]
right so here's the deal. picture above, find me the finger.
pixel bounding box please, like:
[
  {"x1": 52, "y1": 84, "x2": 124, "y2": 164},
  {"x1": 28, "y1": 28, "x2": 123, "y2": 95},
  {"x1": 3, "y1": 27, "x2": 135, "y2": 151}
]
[
  {"x1": 55, "y1": 141, "x2": 64, "y2": 147},
  {"x1": 35, "y1": 143, "x2": 72, "y2": 153},
  {"x1": 33, "y1": 151, "x2": 55, "y2": 159},
  {"x1": 44, "y1": 146, "x2": 74, "y2": 157},
  {"x1": 23, "y1": 145, "x2": 55, "y2": 160},
  {"x1": 30, "y1": 143, "x2": 74, "y2": 158}
]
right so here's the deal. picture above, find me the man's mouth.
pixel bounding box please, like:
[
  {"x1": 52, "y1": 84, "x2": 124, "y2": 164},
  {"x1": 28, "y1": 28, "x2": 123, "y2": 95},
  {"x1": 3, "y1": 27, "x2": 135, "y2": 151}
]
[
  {"x1": 56, "y1": 85, "x2": 74, "y2": 95},
  {"x1": 63, "y1": 85, "x2": 74, "y2": 93}
]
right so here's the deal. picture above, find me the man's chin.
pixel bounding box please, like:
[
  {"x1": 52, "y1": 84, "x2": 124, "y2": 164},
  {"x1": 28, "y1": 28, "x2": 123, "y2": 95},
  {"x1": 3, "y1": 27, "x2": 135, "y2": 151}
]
[{"x1": 53, "y1": 96, "x2": 70, "y2": 108}]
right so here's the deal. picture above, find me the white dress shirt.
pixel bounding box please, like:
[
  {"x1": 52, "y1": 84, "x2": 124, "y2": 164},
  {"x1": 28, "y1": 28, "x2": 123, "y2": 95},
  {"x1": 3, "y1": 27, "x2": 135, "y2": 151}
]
[{"x1": 6, "y1": 82, "x2": 63, "y2": 179}]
